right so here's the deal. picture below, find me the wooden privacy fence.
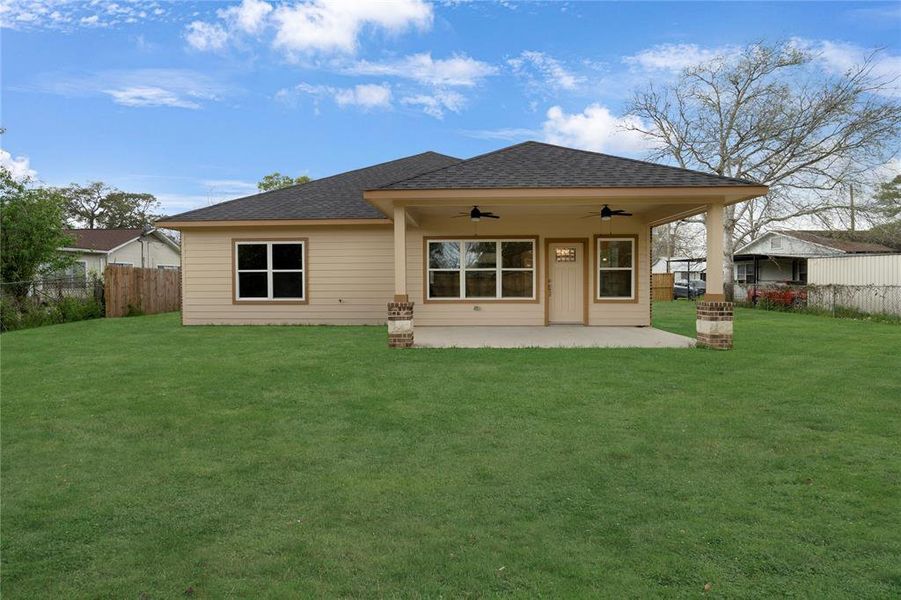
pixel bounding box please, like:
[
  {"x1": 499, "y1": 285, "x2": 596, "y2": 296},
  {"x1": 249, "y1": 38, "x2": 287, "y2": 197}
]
[
  {"x1": 105, "y1": 264, "x2": 181, "y2": 317},
  {"x1": 651, "y1": 272, "x2": 675, "y2": 301}
]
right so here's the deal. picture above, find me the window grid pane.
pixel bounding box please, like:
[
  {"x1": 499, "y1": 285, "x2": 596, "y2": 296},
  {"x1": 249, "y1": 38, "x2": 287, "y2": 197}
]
[
  {"x1": 236, "y1": 241, "x2": 305, "y2": 300},
  {"x1": 428, "y1": 239, "x2": 535, "y2": 300},
  {"x1": 598, "y1": 238, "x2": 634, "y2": 299}
]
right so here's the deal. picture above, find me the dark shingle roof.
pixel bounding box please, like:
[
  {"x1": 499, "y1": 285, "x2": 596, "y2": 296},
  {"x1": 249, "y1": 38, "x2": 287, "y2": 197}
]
[
  {"x1": 380, "y1": 141, "x2": 759, "y2": 190},
  {"x1": 783, "y1": 230, "x2": 897, "y2": 253},
  {"x1": 63, "y1": 228, "x2": 145, "y2": 251},
  {"x1": 159, "y1": 151, "x2": 460, "y2": 223}
]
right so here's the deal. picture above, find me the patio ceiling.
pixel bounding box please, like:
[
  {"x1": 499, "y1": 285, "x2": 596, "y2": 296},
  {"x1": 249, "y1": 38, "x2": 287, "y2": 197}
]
[{"x1": 364, "y1": 186, "x2": 768, "y2": 227}]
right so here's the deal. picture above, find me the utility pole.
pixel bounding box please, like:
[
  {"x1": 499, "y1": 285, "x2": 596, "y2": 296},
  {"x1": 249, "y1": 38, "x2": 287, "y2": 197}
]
[{"x1": 849, "y1": 184, "x2": 856, "y2": 231}]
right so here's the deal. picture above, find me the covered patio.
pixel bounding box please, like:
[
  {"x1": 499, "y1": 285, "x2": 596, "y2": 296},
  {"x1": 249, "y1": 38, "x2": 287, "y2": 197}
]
[
  {"x1": 415, "y1": 325, "x2": 695, "y2": 348},
  {"x1": 363, "y1": 142, "x2": 769, "y2": 350}
]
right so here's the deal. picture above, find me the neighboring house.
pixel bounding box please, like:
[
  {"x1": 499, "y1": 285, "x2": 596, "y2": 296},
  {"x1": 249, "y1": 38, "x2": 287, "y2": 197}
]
[
  {"x1": 732, "y1": 230, "x2": 896, "y2": 290},
  {"x1": 157, "y1": 141, "x2": 767, "y2": 348},
  {"x1": 60, "y1": 228, "x2": 181, "y2": 280},
  {"x1": 652, "y1": 257, "x2": 706, "y2": 282}
]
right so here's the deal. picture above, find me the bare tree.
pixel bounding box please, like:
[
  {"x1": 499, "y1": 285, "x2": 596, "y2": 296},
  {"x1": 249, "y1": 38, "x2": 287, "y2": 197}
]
[
  {"x1": 652, "y1": 220, "x2": 703, "y2": 265},
  {"x1": 626, "y1": 42, "x2": 901, "y2": 298}
]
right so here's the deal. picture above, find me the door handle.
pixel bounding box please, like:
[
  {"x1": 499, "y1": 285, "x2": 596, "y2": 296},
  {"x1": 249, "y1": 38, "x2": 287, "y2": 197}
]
[{"x1": 547, "y1": 280, "x2": 552, "y2": 297}]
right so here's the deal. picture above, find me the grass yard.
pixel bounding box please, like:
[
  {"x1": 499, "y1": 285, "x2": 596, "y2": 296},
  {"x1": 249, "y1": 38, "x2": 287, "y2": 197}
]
[{"x1": 2, "y1": 303, "x2": 899, "y2": 597}]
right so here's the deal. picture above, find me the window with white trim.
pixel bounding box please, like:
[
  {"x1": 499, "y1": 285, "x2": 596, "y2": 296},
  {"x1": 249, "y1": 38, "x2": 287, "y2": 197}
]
[
  {"x1": 235, "y1": 241, "x2": 305, "y2": 301},
  {"x1": 735, "y1": 263, "x2": 756, "y2": 284},
  {"x1": 427, "y1": 239, "x2": 535, "y2": 300},
  {"x1": 597, "y1": 237, "x2": 635, "y2": 299}
]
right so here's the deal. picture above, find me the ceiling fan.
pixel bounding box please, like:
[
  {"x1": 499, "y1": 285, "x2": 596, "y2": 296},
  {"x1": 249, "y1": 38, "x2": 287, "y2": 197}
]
[
  {"x1": 453, "y1": 205, "x2": 500, "y2": 221},
  {"x1": 582, "y1": 204, "x2": 633, "y2": 221}
]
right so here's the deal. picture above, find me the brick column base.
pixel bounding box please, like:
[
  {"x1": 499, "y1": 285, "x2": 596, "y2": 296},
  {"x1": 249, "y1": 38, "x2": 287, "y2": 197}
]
[
  {"x1": 696, "y1": 301, "x2": 733, "y2": 350},
  {"x1": 387, "y1": 301, "x2": 414, "y2": 348}
]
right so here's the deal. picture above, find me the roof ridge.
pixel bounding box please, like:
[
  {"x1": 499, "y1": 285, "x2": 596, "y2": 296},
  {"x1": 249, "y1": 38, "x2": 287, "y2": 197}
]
[
  {"x1": 162, "y1": 151, "x2": 460, "y2": 221},
  {"x1": 520, "y1": 140, "x2": 761, "y2": 186},
  {"x1": 63, "y1": 227, "x2": 144, "y2": 232},
  {"x1": 380, "y1": 140, "x2": 761, "y2": 189},
  {"x1": 376, "y1": 141, "x2": 535, "y2": 189}
]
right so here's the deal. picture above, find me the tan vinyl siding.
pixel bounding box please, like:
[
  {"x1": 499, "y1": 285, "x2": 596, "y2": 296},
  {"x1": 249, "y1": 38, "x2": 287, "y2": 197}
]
[
  {"x1": 182, "y1": 226, "x2": 394, "y2": 325},
  {"x1": 408, "y1": 215, "x2": 650, "y2": 327},
  {"x1": 180, "y1": 218, "x2": 651, "y2": 327}
]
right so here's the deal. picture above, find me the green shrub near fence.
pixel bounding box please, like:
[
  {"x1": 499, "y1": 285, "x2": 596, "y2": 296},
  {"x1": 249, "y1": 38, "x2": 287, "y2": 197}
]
[{"x1": 0, "y1": 293, "x2": 104, "y2": 332}]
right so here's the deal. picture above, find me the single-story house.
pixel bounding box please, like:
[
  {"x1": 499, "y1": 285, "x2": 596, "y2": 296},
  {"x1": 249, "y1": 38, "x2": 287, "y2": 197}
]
[
  {"x1": 732, "y1": 230, "x2": 896, "y2": 291},
  {"x1": 60, "y1": 227, "x2": 182, "y2": 280},
  {"x1": 651, "y1": 257, "x2": 706, "y2": 282},
  {"x1": 157, "y1": 141, "x2": 768, "y2": 349}
]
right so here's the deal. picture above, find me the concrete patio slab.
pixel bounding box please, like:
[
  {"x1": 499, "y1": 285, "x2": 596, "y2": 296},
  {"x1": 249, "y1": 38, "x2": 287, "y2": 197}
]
[{"x1": 415, "y1": 326, "x2": 696, "y2": 349}]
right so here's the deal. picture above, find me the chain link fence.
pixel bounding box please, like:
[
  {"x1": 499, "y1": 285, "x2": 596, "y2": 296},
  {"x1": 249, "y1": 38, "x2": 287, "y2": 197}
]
[
  {"x1": 734, "y1": 283, "x2": 901, "y2": 321},
  {"x1": 0, "y1": 275, "x2": 105, "y2": 332}
]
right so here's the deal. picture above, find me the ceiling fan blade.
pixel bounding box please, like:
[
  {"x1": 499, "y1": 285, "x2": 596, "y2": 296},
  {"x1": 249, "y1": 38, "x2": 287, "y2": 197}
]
[
  {"x1": 482, "y1": 214, "x2": 501, "y2": 219},
  {"x1": 612, "y1": 210, "x2": 633, "y2": 216},
  {"x1": 580, "y1": 212, "x2": 602, "y2": 218},
  {"x1": 451, "y1": 214, "x2": 469, "y2": 218}
]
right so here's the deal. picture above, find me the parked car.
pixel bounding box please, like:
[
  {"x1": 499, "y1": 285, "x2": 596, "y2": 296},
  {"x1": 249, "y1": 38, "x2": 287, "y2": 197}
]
[{"x1": 673, "y1": 280, "x2": 706, "y2": 299}]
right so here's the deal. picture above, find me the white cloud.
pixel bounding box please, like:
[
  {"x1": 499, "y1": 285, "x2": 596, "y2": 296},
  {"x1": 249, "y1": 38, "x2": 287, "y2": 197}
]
[
  {"x1": 541, "y1": 104, "x2": 655, "y2": 155},
  {"x1": 185, "y1": 21, "x2": 229, "y2": 52},
  {"x1": 186, "y1": 0, "x2": 432, "y2": 56},
  {"x1": 792, "y1": 38, "x2": 901, "y2": 97},
  {"x1": 508, "y1": 51, "x2": 583, "y2": 91},
  {"x1": 1, "y1": 0, "x2": 169, "y2": 31},
  {"x1": 31, "y1": 69, "x2": 230, "y2": 110},
  {"x1": 219, "y1": 0, "x2": 272, "y2": 34},
  {"x1": 401, "y1": 90, "x2": 465, "y2": 119},
  {"x1": 103, "y1": 86, "x2": 202, "y2": 109},
  {"x1": 201, "y1": 179, "x2": 259, "y2": 195},
  {"x1": 624, "y1": 43, "x2": 737, "y2": 73},
  {"x1": 278, "y1": 82, "x2": 392, "y2": 111},
  {"x1": 347, "y1": 53, "x2": 496, "y2": 87},
  {"x1": 272, "y1": 0, "x2": 432, "y2": 56},
  {"x1": 334, "y1": 83, "x2": 392, "y2": 108},
  {"x1": 0, "y1": 149, "x2": 38, "y2": 181},
  {"x1": 459, "y1": 127, "x2": 538, "y2": 141}
]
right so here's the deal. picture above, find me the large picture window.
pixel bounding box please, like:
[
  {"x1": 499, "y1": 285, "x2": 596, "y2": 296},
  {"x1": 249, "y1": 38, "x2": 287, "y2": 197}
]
[
  {"x1": 235, "y1": 240, "x2": 306, "y2": 302},
  {"x1": 596, "y1": 236, "x2": 635, "y2": 300},
  {"x1": 427, "y1": 239, "x2": 536, "y2": 300}
]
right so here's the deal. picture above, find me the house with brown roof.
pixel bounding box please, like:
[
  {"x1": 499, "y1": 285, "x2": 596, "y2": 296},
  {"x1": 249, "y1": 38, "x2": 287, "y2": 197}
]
[
  {"x1": 61, "y1": 227, "x2": 181, "y2": 280},
  {"x1": 732, "y1": 229, "x2": 897, "y2": 290},
  {"x1": 157, "y1": 141, "x2": 768, "y2": 349}
]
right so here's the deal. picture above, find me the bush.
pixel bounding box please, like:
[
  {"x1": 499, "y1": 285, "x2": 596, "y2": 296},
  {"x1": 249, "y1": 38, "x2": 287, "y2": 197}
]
[{"x1": 0, "y1": 294, "x2": 104, "y2": 332}]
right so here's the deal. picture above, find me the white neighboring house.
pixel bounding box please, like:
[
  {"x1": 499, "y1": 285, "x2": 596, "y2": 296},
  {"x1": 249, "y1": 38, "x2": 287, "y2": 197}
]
[
  {"x1": 732, "y1": 230, "x2": 896, "y2": 299},
  {"x1": 651, "y1": 257, "x2": 706, "y2": 282},
  {"x1": 60, "y1": 227, "x2": 181, "y2": 280}
]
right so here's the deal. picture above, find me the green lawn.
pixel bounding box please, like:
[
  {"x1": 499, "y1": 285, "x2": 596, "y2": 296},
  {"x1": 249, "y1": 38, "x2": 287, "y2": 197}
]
[{"x1": 2, "y1": 304, "x2": 899, "y2": 597}]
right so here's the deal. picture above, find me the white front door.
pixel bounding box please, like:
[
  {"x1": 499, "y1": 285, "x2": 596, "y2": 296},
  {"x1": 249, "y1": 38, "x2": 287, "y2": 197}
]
[{"x1": 548, "y1": 241, "x2": 585, "y2": 324}]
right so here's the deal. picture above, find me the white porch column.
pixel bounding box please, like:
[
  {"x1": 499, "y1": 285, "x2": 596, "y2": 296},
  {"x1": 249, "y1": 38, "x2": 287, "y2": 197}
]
[
  {"x1": 705, "y1": 203, "x2": 725, "y2": 300},
  {"x1": 389, "y1": 204, "x2": 414, "y2": 348},
  {"x1": 697, "y1": 203, "x2": 733, "y2": 349},
  {"x1": 393, "y1": 204, "x2": 407, "y2": 301}
]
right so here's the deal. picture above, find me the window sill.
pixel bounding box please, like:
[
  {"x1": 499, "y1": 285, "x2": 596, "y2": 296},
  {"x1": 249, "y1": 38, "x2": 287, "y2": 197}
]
[{"x1": 232, "y1": 299, "x2": 309, "y2": 305}]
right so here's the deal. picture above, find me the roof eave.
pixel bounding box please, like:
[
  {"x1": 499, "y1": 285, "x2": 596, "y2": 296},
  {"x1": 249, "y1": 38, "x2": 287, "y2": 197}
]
[
  {"x1": 155, "y1": 218, "x2": 393, "y2": 230},
  {"x1": 363, "y1": 185, "x2": 769, "y2": 218}
]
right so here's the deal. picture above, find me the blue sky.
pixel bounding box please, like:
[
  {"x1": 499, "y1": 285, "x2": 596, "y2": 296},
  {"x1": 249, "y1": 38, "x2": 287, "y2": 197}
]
[{"x1": 2, "y1": 0, "x2": 899, "y2": 216}]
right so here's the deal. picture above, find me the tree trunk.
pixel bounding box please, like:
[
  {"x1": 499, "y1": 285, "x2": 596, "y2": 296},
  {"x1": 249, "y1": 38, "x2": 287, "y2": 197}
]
[{"x1": 723, "y1": 204, "x2": 736, "y2": 301}]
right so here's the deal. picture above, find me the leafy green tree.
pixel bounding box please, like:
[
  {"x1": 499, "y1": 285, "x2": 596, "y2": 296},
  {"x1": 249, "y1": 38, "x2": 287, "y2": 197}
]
[
  {"x1": 59, "y1": 181, "x2": 161, "y2": 228},
  {"x1": 872, "y1": 175, "x2": 901, "y2": 220},
  {"x1": 0, "y1": 168, "x2": 74, "y2": 298},
  {"x1": 257, "y1": 172, "x2": 312, "y2": 192}
]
